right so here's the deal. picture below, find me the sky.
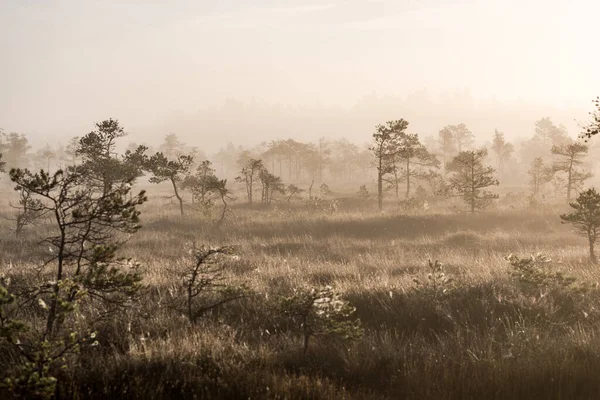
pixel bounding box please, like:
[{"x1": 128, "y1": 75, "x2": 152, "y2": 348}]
[{"x1": 0, "y1": 0, "x2": 599, "y2": 149}]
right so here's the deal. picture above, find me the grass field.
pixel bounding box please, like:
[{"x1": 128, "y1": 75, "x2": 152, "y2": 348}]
[{"x1": 2, "y1": 183, "x2": 600, "y2": 399}]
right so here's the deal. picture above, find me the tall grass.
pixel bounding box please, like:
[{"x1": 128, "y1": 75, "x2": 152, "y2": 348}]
[{"x1": 2, "y1": 187, "x2": 600, "y2": 399}]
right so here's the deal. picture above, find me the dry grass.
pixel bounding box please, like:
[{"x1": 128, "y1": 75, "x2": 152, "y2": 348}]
[{"x1": 2, "y1": 184, "x2": 600, "y2": 399}]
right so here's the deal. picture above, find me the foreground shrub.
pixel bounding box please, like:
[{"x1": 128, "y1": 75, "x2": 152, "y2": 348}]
[
  {"x1": 0, "y1": 166, "x2": 146, "y2": 399},
  {"x1": 505, "y1": 253, "x2": 597, "y2": 321},
  {"x1": 280, "y1": 286, "x2": 362, "y2": 354},
  {"x1": 169, "y1": 245, "x2": 247, "y2": 325}
]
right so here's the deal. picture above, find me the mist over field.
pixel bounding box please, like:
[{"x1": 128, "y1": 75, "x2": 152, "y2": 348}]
[
  {"x1": 1, "y1": 0, "x2": 600, "y2": 399},
  {"x1": 1, "y1": 0, "x2": 598, "y2": 148}
]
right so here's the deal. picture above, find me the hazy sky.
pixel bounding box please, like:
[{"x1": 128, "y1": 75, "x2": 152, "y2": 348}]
[{"x1": 1, "y1": 0, "x2": 599, "y2": 145}]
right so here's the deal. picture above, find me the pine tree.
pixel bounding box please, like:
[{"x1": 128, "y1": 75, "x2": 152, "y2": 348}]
[
  {"x1": 551, "y1": 142, "x2": 592, "y2": 202},
  {"x1": 235, "y1": 159, "x2": 264, "y2": 205},
  {"x1": 370, "y1": 120, "x2": 407, "y2": 211},
  {"x1": 146, "y1": 152, "x2": 194, "y2": 216},
  {"x1": 528, "y1": 157, "x2": 550, "y2": 196},
  {"x1": 560, "y1": 188, "x2": 600, "y2": 263},
  {"x1": 491, "y1": 129, "x2": 514, "y2": 177},
  {"x1": 447, "y1": 149, "x2": 499, "y2": 213},
  {"x1": 396, "y1": 133, "x2": 440, "y2": 198}
]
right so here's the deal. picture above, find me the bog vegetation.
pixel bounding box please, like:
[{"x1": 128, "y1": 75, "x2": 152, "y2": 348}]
[{"x1": 0, "y1": 98, "x2": 600, "y2": 398}]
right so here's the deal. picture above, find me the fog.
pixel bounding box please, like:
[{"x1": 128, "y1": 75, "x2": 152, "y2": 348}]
[
  {"x1": 1, "y1": 0, "x2": 598, "y2": 150},
  {"x1": 5, "y1": 2, "x2": 600, "y2": 397}
]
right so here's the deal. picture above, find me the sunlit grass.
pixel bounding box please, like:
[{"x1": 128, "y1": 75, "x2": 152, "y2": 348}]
[{"x1": 3, "y1": 185, "x2": 600, "y2": 399}]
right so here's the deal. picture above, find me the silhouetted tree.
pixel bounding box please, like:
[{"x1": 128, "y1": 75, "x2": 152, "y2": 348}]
[
  {"x1": 0, "y1": 152, "x2": 6, "y2": 173},
  {"x1": 286, "y1": 184, "x2": 304, "y2": 202},
  {"x1": 1, "y1": 131, "x2": 31, "y2": 168},
  {"x1": 528, "y1": 157, "x2": 551, "y2": 196},
  {"x1": 211, "y1": 178, "x2": 234, "y2": 227},
  {"x1": 9, "y1": 184, "x2": 45, "y2": 236},
  {"x1": 581, "y1": 96, "x2": 600, "y2": 141},
  {"x1": 123, "y1": 144, "x2": 149, "y2": 181},
  {"x1": 63, "y1": 136, "x2": 81, "y2": 165},
  {"x1": 235, "y1": 159, "x2": 264, "y2": 205},
  {"x1": 9, "y1": 166, "x2": 146, "y2": 336},
  {"x1": 441, "y1": 124, "x2": 474, "y2": 154},
  {"x1": 259, "y1": 168, "x2": 285, "y2": 203},
  {"x1": 490, "y1": 129, "x2": 514, "y2": 177},
  {"x1": 521, "y1": 118, "x2": 571, "y2": 165},
  {"x1": 448, "y1": 149, "x2": 499, "y2": 213},
  {"x1": 422, "y1": 170, "x2": 447, "y2": 197},
  {"x1": 396, "y1": 133, "x2": 440, "y2": 198},
  {"x1": 76, "y1": 119, "x2": 146, "y2": 194},
  {"x1": 146, "y1": 152, "x2": 194, "y2": 216},
  {"x1": 371, "y1": 120, "x2": 407, "y2": 211},
  {"x1": 317, "y1": 137, "x2": 331, "y2": 182},
  {"x1": 535, "y1": 118, "x2": 570, "y2": 146},
  {"x1": 560, "y1": 188, "x2": 600, "y2": 263},
  {"x1": 551, "y1": 142, "x2": 592, "y2": 202},
  {"x1": 438, "y1": 126, "x2": 456, "y2": 171},
  {"x1": 330, "y1": 139, "x2": 359, "y2": 182},
  {"x1": 159, "y1": 133, "x2": 186, "y2": 160},
  {"x1": 35, "y1": 144, "x2": 57, "y2": 172},
  {"x1": 181, "y1": 160, "x2": 217, "y2": 206}
]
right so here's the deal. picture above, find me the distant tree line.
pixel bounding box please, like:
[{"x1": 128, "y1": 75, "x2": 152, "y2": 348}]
[{"x1": 0, "y1": 97, "x2": 599, "y2": 216}]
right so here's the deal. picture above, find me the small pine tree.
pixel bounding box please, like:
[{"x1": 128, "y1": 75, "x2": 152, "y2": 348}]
[
  {"x1": 371, "y1": 120, "x2": 408, "y2": 211},
  {"x1": 4, "y1": 165, "x2": 146, "y2": 398},
  {"x1": 447, "y1": 149, "x2": 499, "y2": 213},
  {"x1": 491, "y1": 129, "x2": 514, "y2": 178},
  {"x1": 319, "y1": 183, "x2": 333, "y2": 198},
  {"x1": 560, "y1": 188, "x2": 600, "y2": 263},
  {"x1": 146, "y1": 152, "x2": 194, "y2": 216},
  {"x1": 235, "y1": 159, "x2": 263, "y2": 205},
  {"x1": 357, "y1": 185, "x2": 370, "y2": 201},
  {"x1": 528, "y1": 157, "x2": 550, "y2": 196},
  {"x1": 173, "y1": 245, "x2": 245, "y2": 324},
  {"x1": 280, "y1": 286, "x2": 362, "y2": 354},
  {"x1": 413, "y1": 259, "x2": 454, "y2": 300},
  {"x1": 286, "y1": 184, "x2": 304, "y2": 202}
]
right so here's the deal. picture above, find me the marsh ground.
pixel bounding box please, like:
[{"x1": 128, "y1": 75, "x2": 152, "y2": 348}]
[{"x1": 2, "y1": 184, "x2": 600, "y2": 399}]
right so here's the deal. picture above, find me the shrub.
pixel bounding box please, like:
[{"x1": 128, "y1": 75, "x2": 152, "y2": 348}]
[
  {"x1": 413, "y1": 260, "x2": 454, "y2": 300},
  {"x1": 505, "y1": 253, "x2": 596, "y2": 314},
  {"x1": 279, "y1": 286, "x2": 362, "y2": 354},
  {"x1": 170, "y1": 245, "x2": 247, "y2": 324}
]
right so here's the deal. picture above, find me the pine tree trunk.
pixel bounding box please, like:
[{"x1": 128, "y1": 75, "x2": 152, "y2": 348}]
[
  {"x1": 171, "y1": 178, "x2": 184, "y2": 217},
  {"x1": 405, "y1": 158, "x2": 411, "y2": 199},
  {"x1": 378, "y1": 156, "x2": 383, "y2": 211},
  {"x1": 567, "y1": 159, "x2": 573, "y2": 203},
  {"x1": 394, "y1": 167, "x2": 399, "y2": 199}
]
